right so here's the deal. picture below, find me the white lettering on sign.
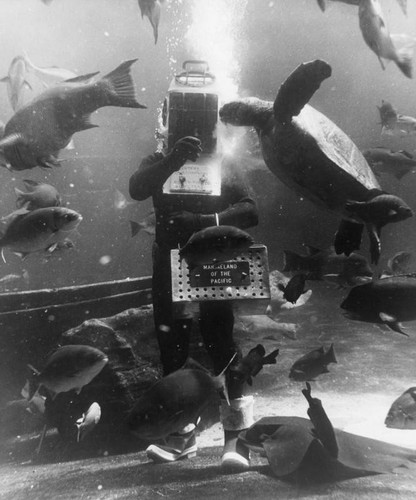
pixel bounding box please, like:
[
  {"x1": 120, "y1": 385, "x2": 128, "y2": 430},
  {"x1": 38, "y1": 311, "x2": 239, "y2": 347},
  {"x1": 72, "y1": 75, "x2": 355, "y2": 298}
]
[{"x1": 202, "y1": 263, "x2": 238, "y2": 271}]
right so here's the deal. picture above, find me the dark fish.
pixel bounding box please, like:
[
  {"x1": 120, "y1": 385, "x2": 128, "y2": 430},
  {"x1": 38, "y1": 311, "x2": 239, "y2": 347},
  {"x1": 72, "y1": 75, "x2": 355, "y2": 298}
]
[
  {"x1": 0, "y1": 56, "x2": 32, "y2": 111},
  {"x1": 386, "y1": 251, "x2": 413, "y2": 276},
  {"x1": 0, "y1": 207, "x2": 82, "y2": 261},
  {"x1": 341, "y1": 276, "x2": 416, "y2": 336},
  {"x1": 345, "y1": 194, "x2": 412, "y2": 264},
  {"x1": 138, "y1": 0, "x2": 164, "y2": 44},
  {"x1": 239, "y1": 384, "x2": 416, "y2": 480},
  {"x1": 179, "y1": 225, "x2": 254, "y2": 268},
  {"x1": 0, "y1": 59, "x2": 146, "y2": 171},
  {"x1": 130, "y1": 211, "x2": 156, "y2": 237},
  {"x1": 278, "y1": 273, "x2": 308, "y2": 304},
  {"x1": 127, "y1": 364, "x2": 230, "y2": 440},
  {"x1": 363, "y1": 147, "x2": 416, "y2": 180},
  {"x1": 76, "y1": 402, "x2": 101, "y2": 442},
  {"x1": 385, "y1": 387, "x2": 416, "y2": 429},
  {"x1": 378, "y1": 100, "x2": 416, "y2": 136},
  {"x1": 15, "y1": 179, "x2": 61, "y2": 209},
  {"x1": 229, "y1": 344, "x2": 279, "y2": 386},
  {"x1": 28, "y1": 345, "x2": 108, "y2": 400},
  {"x1": 289, "y1": 344, "x2": 337, "y2": 381},
  {"x1": 283, "y1": 245, "x2": 373, "y2": 285},
  {"x1": 359, "y1": 0, "x2": 414, "y2": 78}
]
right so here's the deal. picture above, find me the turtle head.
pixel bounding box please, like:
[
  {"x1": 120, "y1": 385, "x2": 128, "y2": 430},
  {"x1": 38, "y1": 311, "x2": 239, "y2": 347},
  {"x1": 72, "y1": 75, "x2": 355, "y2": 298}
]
[{"x1": 219, "y1": 98, "x2": 272, "y2": 130}]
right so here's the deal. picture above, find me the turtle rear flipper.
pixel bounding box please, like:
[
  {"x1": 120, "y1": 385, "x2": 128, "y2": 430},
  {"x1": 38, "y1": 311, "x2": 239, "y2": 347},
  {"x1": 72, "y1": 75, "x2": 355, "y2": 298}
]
[{"x1": 273, "y1": 60, "x2": 332, "y2": 125}]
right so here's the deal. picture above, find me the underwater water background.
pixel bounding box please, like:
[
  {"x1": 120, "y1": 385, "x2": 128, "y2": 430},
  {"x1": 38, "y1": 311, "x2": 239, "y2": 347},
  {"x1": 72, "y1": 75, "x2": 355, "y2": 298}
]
[
  {"x1": 2, "y1": 3, "x2": 416, "y2": 496},
  {"x1": 0, "y1": 0, "x2": 415, "y2": 291}
]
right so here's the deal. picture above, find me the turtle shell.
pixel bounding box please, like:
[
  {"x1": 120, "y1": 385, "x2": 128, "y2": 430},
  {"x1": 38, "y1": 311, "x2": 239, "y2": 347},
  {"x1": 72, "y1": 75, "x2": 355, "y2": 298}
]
[{"x1": 266, "y1": 103, "x2": 380, "y2": 216}]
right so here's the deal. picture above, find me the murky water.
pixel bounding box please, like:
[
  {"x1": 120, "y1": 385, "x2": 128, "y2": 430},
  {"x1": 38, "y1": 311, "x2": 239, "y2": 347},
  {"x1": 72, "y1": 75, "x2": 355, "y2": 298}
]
[{"x1": 1, "y1": 0, "x2": 416, "y2": 497}]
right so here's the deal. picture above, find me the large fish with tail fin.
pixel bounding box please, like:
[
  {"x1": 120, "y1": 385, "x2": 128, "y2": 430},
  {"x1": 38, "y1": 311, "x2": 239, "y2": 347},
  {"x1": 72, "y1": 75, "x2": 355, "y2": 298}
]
[
  {"x1": 127, "y1": 355, "x2": 235, "y2": 440},
  {"x1": 0, "y1": 59, "x2": 146, "y2": 171},
  {"x1": 359, "y1": 0, "x2": 415, "y2": 78}
]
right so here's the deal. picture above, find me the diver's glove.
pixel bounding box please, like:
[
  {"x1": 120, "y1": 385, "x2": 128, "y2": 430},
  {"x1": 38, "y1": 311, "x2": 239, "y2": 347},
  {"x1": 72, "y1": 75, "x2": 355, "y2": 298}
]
[{"x1": 165, "y1": 136, "x2": 202, "y2": 171}]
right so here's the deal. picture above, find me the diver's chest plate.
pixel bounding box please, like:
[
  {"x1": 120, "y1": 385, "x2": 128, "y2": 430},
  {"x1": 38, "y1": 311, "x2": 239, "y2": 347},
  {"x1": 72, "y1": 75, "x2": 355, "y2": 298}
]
[{"x1": 163, "y1": 160, "x2": 221, "y2": 195}]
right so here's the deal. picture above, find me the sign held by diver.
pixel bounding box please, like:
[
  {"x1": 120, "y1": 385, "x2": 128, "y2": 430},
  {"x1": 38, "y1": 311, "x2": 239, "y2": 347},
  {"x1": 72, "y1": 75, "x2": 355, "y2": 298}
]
[{"x1": 189, "y1": 261, "x2": 250, "y2": 287}]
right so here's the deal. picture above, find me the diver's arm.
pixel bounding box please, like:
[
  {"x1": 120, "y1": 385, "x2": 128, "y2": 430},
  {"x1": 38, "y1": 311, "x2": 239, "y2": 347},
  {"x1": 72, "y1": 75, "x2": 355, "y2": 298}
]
[
  {"x1": 302, "y1": 382, "x2": 339, "y2": 459},
  {"x1": 129, "y1": 137, "x2": 202, "y2": 201},
  {"x1": 199, "y1": 198, "x2": 259, "y2": 229},
  {"x1": 129, "y1": 153, "x2": 174, "y2": 201}
]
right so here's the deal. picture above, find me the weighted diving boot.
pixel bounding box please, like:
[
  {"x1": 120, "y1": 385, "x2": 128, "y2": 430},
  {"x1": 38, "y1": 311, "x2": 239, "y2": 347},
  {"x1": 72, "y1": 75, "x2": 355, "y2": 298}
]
[
  {"x1": 220, "y1": 396, "x2": 254, "y2": 471},
  {"x1": 146, "y1": 424, "x2": 197, "y2": 463}
]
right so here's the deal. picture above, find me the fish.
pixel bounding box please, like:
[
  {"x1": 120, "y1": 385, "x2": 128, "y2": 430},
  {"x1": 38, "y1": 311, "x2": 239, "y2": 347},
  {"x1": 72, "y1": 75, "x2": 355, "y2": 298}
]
[
  {"x1": 283, "y1": 245, "x2": 373, "y2": 285},
  {"x1": 76, "y1": 402, "x2": 101, "y2": 442},
  {"x1": 114, "y1": 188, "x2": 135, "y2": 211},
  {"x1": 138, "y1": 0, "x2": 165, "y2": 44},
  {"x1": 127, "y1": 360, "x2": 233, "y2": 440},
  {"x1": 278, "y1": 274, "x2": 308, "y2": 304},
  {"x1": 289, "y1": 344, "x2": 337, "y2": 381},
  {"x1": 385, "y1": 387, "x2": 416, "y2": 429},
  {"x1": 341, "y1": 275, "x2": 416, "y2": 335},
  {"x1": 0, "y1": 56, "x2": 32, "y2": 111},
  {"x1": 363, "y1": 147, "x2": 416, "y2": 180},
  {"x1": 229, "y1": 345, "x2": 279, "y2": 386},
  {"x1": 179, "y1": 225, "x2": 254, "y2": 269},
  {"x1": 0, "y1": 207, "x2": 82, "y2": 261},
  {"x1": 359, "y1": 0, "x2": 415, "y2": 78},
  {"x1": 28, "y1": 345, "x2": 108, "y2": 400},
  {"x1": 0, "y1": 271, "x2": 29, "y2": 287},
  {"x1": 15, "y1": 179, "x2": 61, "y2": 209},
  {"x1": 23, "y1": 52, "x2": 99, "y2": 88},
  {"x1": 386, "y1": 251, "x2": 413, "y2": 276},
  {"x1": 377, "y1": 100, "x2": 416, "y2": 137},
  {"x1": 345, "y1": 194, "x2": 412, "y2": 264},
  {"x1": 316, "y1": 0, "x2": 359, "y2": 11},
  {"x1": 317, "y1": 0, "x2": 407, "y2": 16},
  {"x1": 130, "y1": 211, "x2": 156, "y2": 237},
  {"x1": 340, "y1": 274, "x2": 416, "y2": 337},
  {"x1": 0, "y1": 59, "x2": 146, "y2": 171},
  {"x1": 239, "y1": 384, "x2": 416, "y2": 480}
]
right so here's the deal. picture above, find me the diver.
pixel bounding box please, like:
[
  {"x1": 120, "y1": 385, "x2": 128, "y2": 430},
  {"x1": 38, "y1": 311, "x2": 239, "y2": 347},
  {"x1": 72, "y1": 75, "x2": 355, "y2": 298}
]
[{"x1": 129, "y1": 60, "x2": 259, "y2": 469}]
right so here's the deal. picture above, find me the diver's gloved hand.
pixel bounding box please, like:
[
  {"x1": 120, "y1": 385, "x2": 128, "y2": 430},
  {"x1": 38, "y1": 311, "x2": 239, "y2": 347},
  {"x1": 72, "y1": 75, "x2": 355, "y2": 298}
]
[
  {"x1": 166, "y1": 136, "x2": 202, "y2": 171},
  {"x1": 168, "y1": 211, "x2": 202, "y2": 233}
]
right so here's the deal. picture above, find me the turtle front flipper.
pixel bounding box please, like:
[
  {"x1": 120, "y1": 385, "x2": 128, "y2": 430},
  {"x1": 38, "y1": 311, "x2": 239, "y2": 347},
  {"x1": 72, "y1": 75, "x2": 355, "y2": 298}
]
[
  {"x1": 273, "y1": 60, "x2": 332, "y2": 125},
  {"x1": 302, "y1": 382, "x2": 339, "y2": 459},
  {"x1": 334, "y1": 219, "x2": 364, "y2": 256}
]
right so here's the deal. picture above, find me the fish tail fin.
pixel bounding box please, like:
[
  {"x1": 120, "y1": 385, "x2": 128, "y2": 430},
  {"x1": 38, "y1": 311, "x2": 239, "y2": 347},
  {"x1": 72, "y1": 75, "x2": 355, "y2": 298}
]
[
  {"x1": 129, "y1": 220, "x2": 142, "y2": 237},
  {"x1": 326, "y1": 343, "x2": 337, "y2": 364},
  {"x1": 316, "y1": 0, "x2": 326, "y2": 11},
  {"x1": 101, "y1": 59, "x2": 147, "y2": 109},
  {"x1": 282, "y1": 250, "x2": 304, "y2": 272},
  {"x1": 263, "y1": 349, "x2": 279, "y2": 365}
]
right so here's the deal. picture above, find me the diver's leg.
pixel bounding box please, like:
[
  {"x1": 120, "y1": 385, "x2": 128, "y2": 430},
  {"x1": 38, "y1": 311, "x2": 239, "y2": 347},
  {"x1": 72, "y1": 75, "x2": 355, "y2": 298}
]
[
  {"x1": 199, "y1": 301, "x2": 252, "y2": 469},
  {"x1": 152, "y1": 243, "x2": 192, "y2": 375},
  {"x1": 146, "y1": 244, "x2": 196, "y2": 462}
]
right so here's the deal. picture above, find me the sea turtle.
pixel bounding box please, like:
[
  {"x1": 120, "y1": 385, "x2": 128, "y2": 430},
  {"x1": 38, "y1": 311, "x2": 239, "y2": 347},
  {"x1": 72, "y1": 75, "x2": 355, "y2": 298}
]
[{"x1": 219, "y1": 59, "x2": 412, "y2": 264}]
